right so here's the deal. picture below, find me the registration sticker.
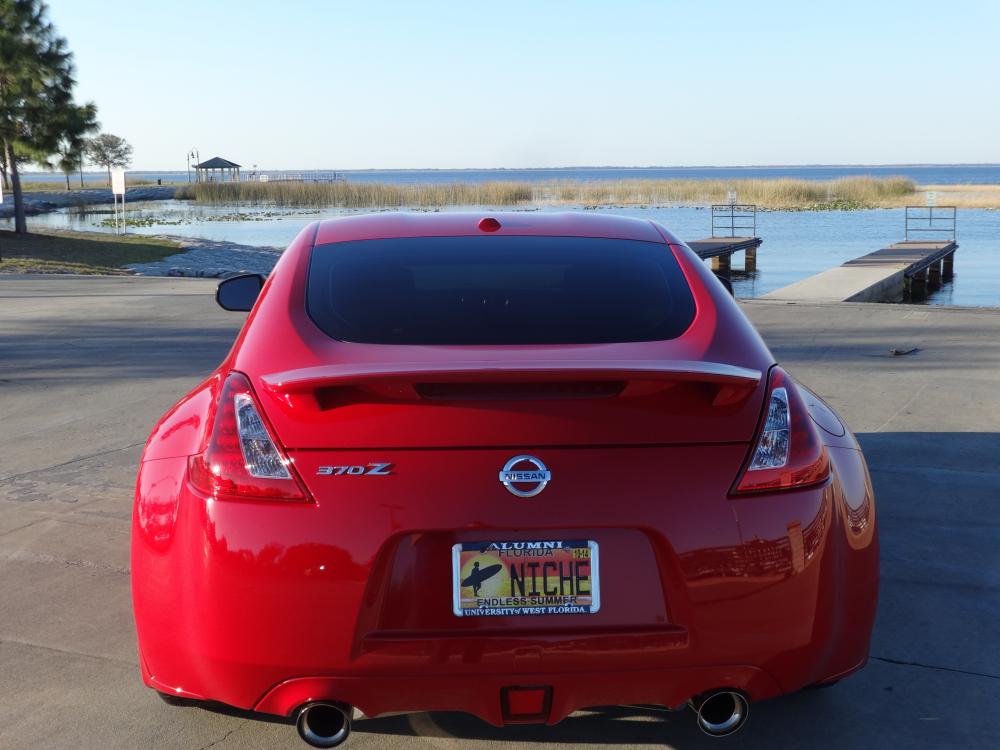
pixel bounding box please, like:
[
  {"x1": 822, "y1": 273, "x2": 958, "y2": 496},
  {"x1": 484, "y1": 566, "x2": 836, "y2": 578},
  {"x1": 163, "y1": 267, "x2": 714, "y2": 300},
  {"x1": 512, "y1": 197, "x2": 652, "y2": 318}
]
[{"x1": 451, "y1": 540, "x2": 599, "y2": 616}]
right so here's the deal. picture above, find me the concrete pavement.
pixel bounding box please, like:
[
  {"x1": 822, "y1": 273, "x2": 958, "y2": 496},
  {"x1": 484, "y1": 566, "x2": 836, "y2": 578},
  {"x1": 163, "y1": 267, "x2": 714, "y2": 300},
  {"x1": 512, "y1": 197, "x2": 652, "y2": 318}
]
[{"x1": 1, "y1": 275, "x2": 998, "y2": 749}]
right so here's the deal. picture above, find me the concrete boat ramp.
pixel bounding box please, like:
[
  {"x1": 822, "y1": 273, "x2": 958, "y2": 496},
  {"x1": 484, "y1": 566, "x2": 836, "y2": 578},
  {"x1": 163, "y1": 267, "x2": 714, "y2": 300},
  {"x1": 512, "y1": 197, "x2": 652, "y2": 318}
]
[
  {"x1": 765, "y1": 206, "x2": 960, "y2": 303},
  {"x1": 765, "y1": 240, "x2": 958, "y2": 303}
]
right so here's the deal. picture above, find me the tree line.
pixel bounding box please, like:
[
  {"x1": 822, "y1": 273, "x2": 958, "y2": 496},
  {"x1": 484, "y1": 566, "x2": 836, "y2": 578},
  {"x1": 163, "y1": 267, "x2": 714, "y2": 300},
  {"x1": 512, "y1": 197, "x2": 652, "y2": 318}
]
[
  {"x1": 0, "y1": 131, "x2": 134, "y2": 190},
  {"x1": 1, "y1": 0, "x2": 132, "y2": 234}
]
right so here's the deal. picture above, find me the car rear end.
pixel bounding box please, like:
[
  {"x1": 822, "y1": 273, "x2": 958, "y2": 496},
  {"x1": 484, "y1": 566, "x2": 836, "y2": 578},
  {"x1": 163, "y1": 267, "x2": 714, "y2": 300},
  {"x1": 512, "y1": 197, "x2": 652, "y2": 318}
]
[{"x1": 132, "y1": 214, "x2": 877, "y2": 738}]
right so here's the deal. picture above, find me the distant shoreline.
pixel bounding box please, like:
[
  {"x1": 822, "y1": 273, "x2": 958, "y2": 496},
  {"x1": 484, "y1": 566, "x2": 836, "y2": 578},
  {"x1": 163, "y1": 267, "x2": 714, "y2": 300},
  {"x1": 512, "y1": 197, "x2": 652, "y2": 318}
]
[
  {"x1": 15, "y1": 163, "x2": 1000, "y2": 193},
  {"x1": 20, "y1": 162, "x2": 1000, "y2": 178},
  {"x1": 7, "y1": 177, "x2": 1000, "y2": 216}
]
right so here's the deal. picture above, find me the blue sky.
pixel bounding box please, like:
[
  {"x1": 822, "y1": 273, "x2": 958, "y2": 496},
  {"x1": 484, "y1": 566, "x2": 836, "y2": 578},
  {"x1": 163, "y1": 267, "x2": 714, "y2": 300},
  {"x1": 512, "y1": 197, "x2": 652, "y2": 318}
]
[{"x1": 47, "y1": 0, "x2": 1000, "y2": 170}]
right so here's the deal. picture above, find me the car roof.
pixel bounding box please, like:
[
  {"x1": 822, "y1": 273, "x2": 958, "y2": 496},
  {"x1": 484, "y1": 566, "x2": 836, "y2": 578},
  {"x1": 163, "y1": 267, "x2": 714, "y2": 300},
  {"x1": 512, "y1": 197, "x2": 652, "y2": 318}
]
[{"x1": 312, "y1": 211, "x2": 668, "y2": 246}]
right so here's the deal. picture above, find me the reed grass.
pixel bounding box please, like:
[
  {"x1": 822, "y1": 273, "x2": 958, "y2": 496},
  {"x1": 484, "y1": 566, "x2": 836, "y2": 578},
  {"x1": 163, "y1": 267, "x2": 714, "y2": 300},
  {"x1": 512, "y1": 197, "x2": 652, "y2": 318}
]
[
  {"x1": 177, "y1": 180, "x2": 533, "y2": 207},
  {"x1": 543, "y1": 176, "x2": 917, "y2": 208},
  {"x1": 178, "y1": 175, "x2": 930, "y2": 210}
]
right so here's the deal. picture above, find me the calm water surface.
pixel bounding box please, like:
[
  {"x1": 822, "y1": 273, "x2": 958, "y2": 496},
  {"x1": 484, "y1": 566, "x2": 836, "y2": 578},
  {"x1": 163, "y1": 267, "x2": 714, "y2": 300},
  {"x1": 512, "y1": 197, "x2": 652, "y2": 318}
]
[{"x1": 7, "y1": 202, "x2": 998, "y2": 307}]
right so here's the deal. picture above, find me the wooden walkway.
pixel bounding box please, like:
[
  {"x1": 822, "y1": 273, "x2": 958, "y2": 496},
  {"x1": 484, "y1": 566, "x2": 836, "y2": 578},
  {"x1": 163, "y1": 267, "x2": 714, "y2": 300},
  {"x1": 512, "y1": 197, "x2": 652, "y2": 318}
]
[
  {"x1": 843, "y1": 241, "x2": 957, "y2": 274},
  {"x1": 688, "y1": 236, "x2": 764, "y2": 272},
  {"x1": 765, "y1": 240, "x2": 958, "y2": 303}
]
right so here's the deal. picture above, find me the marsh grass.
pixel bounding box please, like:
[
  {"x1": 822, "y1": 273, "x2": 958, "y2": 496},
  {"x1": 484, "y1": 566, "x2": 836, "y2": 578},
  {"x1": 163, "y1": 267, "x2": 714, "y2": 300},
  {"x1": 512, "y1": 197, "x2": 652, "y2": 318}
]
[
  {"x1": 179, "y1": 176, "x2": 921, "y2": 210},
  {"x1": 177, "y1": 180, "x2": 533, "y2": 207},
  {"x1": 543, "y1": 176, "x2": 917, "y2": 208}
]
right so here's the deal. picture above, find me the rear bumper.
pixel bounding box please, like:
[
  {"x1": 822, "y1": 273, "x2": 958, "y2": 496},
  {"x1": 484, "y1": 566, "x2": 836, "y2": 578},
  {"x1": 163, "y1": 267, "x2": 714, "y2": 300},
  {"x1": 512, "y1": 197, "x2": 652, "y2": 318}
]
[
  {"x1": 132, "y1": 445, "x2": 877, "y2": 721},
  {"x1": 251, "y1": 666, "x2": 782, "y2": 725}
]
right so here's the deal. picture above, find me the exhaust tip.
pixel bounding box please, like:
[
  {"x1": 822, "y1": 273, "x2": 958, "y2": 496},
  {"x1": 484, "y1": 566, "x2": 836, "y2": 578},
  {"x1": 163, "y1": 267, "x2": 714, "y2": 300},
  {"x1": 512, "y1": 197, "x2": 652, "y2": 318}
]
[
  {"x1": 691, "y1": 690, "x2": 749, "y2": 737},
  {"x1": 296, "y1": 702, "x2": 351, "y2": 748}
]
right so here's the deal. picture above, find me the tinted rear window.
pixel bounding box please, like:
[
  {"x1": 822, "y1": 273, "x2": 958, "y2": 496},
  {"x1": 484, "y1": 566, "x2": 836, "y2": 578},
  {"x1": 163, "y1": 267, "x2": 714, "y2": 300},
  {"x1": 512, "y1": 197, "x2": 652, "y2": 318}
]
[{"x1": 306, "y1": 236, "x2": 695, "y2": 345}]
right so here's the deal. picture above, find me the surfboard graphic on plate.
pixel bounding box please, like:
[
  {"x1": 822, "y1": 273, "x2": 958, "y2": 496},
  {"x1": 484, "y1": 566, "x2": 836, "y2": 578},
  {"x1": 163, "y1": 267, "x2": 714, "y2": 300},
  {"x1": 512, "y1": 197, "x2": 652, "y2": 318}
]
[
  {"x1": 451, "y1": 540, "x2": 600, "y2": 616},
  {"x1": 460, "y1": 562, "x2": 503, "y2": 596}
]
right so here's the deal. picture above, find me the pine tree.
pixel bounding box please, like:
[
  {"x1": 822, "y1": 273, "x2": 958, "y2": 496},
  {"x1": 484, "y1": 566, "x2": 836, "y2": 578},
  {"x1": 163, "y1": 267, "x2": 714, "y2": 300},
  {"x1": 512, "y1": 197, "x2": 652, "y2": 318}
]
[{"x1": 0, "y1": 0, "x2": 82, "y2": 234}]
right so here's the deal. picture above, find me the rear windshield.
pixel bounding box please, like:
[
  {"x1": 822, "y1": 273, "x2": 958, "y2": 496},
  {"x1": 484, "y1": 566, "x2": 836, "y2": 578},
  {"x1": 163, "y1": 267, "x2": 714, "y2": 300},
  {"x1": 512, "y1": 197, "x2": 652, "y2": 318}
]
[{"x1": 306, "y1": 236, "x2": 696, "y2": 345}]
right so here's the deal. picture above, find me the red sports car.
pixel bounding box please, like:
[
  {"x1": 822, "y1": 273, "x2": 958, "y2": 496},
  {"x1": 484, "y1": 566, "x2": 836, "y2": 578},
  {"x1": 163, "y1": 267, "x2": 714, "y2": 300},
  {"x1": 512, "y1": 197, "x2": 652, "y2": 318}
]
[{"x1": 132, "y1": 212, "x2": 878, "y2": 746}]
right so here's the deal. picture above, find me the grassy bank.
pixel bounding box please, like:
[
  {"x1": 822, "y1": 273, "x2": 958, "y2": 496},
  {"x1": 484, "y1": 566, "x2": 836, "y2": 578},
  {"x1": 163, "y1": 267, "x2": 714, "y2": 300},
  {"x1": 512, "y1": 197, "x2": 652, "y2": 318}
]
[
  {"x1": 10, "y1": 181, "x2": 103, "y2": 193},
  {"x1": 178, "y1": 176, "x2": 926, "y2": 210},
  {"x1": 0, "y1": 229, "x2": 181, "y2": 274},
  {"x1": 11, "y1": 178, "x2": 183, "y2": 193}
]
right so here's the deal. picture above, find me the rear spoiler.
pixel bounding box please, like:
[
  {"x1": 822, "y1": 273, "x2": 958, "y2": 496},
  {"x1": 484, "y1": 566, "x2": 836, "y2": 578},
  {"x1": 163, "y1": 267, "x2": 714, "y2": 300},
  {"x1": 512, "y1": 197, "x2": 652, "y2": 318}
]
[{"x1": 261, "y1": 360, "x2": 761, "y2": 402}]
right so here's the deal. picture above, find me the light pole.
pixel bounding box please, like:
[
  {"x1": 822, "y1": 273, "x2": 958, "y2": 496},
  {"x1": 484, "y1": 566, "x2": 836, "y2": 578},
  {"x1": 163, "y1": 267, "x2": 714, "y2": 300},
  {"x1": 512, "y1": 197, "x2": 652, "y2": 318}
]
[{"x1": 188, "y1": 148, "x2": 199, "y2": 183}]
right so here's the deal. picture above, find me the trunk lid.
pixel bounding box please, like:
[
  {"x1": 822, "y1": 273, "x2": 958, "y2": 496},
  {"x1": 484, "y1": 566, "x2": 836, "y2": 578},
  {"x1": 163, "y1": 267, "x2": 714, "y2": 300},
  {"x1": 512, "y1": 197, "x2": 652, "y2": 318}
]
[{"x1": 283, "y1": 443, "x2": 749, "y2": 638}]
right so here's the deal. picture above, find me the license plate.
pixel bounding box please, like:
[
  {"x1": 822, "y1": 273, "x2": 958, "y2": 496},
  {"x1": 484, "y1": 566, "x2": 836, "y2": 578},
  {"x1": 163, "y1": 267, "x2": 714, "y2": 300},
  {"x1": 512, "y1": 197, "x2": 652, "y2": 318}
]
[{"x1": 452, "y1": 540, "x2": 600, "y2": 616}]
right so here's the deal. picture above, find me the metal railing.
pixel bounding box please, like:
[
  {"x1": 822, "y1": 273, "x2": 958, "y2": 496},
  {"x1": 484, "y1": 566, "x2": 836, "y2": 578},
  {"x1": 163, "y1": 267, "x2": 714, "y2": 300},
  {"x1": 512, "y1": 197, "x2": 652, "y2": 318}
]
[
  {"x1": 904, "y1": 206, "x2": 956, "y2": 241},
  {"x1": 711, "y1": 204, "x2": 757, "y2": 238},
  {"x1": 241, "y1": 171, "x2": 346, "y2": 184}
]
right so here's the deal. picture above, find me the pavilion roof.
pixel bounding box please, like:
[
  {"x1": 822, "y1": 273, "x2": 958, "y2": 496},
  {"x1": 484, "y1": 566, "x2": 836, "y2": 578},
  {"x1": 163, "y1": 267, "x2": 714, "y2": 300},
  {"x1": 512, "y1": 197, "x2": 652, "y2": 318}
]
[{"x1": 194, "y1": 157, "x2": 241, "y2": 169}]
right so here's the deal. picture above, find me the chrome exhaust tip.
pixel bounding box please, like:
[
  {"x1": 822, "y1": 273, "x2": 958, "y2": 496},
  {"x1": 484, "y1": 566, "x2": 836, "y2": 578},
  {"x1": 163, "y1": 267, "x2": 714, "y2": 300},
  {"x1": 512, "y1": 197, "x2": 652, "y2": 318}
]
[
  {"x1": 689, "y1": 690, "x2": 749, "y2": 737},
  {"x1": 296, "y1": 702, "x2": 351, "y2": 748}
]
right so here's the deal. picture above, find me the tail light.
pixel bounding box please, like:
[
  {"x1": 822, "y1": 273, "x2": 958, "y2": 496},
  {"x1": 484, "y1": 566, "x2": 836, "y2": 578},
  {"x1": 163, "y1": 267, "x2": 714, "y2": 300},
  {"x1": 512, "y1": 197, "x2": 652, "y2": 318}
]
[
  {"x1": 732, "y1": 367, "x2": 829, "y2": 494},
  {"x1": 188, "y1": 372, "x2": 310, "y2": 502}
]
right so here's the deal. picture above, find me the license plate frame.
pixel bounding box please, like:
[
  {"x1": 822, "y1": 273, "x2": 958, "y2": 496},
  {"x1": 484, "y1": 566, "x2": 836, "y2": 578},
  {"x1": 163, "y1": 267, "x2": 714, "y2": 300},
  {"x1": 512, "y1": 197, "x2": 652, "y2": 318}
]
[{"x1": 451, "y1": 539, "x2": 600, "y2": 617}]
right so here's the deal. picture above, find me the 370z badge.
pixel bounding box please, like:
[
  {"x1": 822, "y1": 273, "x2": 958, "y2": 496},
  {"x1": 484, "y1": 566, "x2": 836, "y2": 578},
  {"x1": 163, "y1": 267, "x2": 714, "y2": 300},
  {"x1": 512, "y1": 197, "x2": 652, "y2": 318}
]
[{"x1": 316, "y1": 463, "x2": 393, "y2": 476}]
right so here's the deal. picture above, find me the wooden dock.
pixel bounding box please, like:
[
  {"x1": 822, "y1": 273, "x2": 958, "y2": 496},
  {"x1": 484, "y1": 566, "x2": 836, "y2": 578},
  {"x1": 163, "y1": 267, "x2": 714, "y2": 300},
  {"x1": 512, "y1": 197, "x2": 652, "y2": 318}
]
[
  {"x1": 846, "y1": 240, "x2": 957, "y2": 298},
  {"x1": 688, "y1": 205, "x2": 763, "y2": 273},
  {"x1": 765, "y1": 208, "x2": 959, "y2": 303},
  {"x1": 688, "y1": 236, "x2": 764, "y2": 272}
]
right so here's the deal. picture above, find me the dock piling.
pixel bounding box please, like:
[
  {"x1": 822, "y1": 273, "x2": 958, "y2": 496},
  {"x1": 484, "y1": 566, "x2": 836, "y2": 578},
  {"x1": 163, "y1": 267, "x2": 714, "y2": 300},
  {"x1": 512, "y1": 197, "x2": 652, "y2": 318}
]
[
  {"x1": 909, "y1": 268, "x2": 928, "y2": 300},
  {"x1": 927, "y1": 260, "x2": 942, "y2": 289},
  {"x1": 711, "y1": 255, "x2": 732, "y2": 273}
]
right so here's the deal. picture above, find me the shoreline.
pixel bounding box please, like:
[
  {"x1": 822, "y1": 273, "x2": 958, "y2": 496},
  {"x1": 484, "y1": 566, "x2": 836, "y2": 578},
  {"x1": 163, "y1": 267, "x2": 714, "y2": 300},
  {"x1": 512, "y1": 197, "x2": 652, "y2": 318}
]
[
  {"x1": 0, "y1": 186, "x2": 178, "y2": 220},
  {"x1": 2, "y1": 212, "x2": 995, "y2": 308},
  {"x1": 18, "y1": 162, "x2": 1000, "y2": 178},
  {"x1": 5, "y1": 180, "x2": 1000, "y2": 217}
]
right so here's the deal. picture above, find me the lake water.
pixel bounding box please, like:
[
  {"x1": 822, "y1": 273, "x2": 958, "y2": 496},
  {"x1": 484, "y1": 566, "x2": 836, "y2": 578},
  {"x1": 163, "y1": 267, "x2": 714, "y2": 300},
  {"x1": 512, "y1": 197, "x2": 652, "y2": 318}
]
[
  {"x1": 18, "y1": 163, "x2": 1000, "y2": 186},
  {"x1": 10, "y1": 201, "x2": 998, "y2": 307}
]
